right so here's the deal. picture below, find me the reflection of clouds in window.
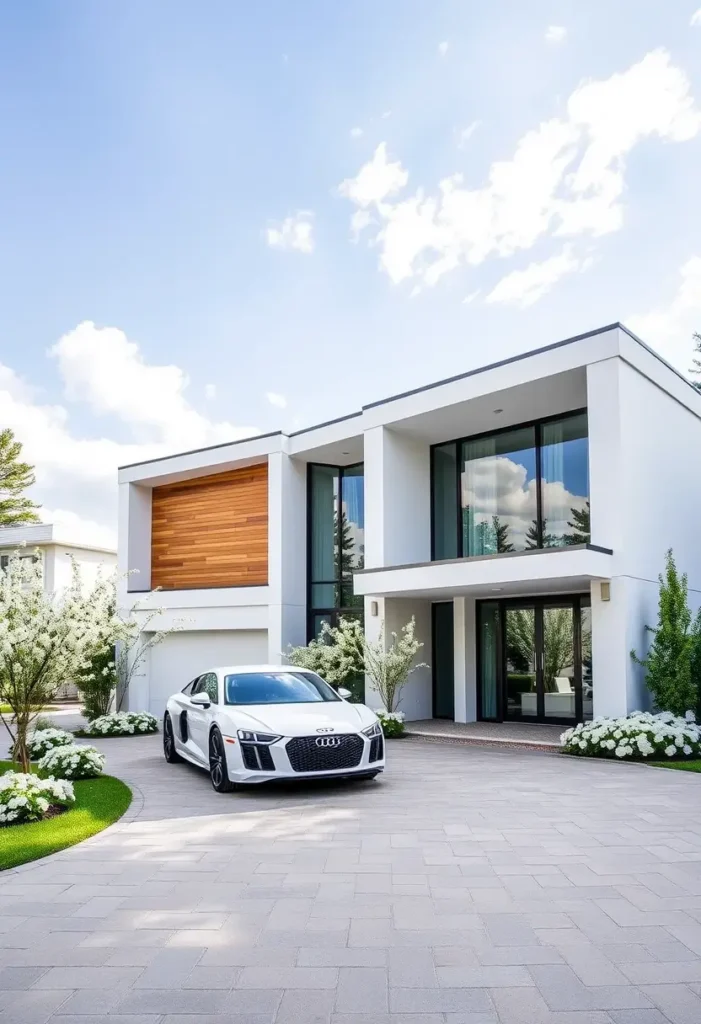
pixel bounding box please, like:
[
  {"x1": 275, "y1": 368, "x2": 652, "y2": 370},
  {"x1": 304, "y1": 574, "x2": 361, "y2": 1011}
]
[{"x1": 462, "y1": 455, "x2": 588, "y2": 550}]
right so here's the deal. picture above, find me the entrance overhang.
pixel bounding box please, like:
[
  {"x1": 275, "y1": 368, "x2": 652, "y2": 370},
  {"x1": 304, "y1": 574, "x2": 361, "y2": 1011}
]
[{"x1": 354, "y1": 544, "x2": 613, "y2": 601}]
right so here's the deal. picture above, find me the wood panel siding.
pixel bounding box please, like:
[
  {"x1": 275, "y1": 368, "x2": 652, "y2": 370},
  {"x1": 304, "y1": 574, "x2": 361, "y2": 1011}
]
[{"x1": 151, "y1": 463, "x2": 268, "y2": 590}]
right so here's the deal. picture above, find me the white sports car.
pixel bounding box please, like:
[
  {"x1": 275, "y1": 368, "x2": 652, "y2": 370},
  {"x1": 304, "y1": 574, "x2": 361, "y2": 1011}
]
[{"x1": 162, "y1": 665, "x2": 385, "y2": 792}]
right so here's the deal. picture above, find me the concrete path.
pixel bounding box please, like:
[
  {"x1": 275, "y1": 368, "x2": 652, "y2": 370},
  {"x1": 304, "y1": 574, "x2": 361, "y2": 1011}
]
[{"x1": 1, "y1": 735, "x2": 701, "y2": 1023}]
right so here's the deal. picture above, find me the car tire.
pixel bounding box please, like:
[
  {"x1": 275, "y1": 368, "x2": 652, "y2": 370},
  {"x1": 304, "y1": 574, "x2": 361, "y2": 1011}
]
[
  {"x1": 163, "y1": 712, "x2": 183, "y2": 764},
  {"x1": 209, "y1": 727, "x2": 236, "y2": 793}
]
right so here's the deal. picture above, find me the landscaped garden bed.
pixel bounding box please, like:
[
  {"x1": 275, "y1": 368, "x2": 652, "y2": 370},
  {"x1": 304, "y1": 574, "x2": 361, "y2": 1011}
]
[
  {"x1": 0, "y1": 761, "x2": 131, "y2": 870},
  {"x1": 561, "y1": 711, "x2": 701, "y2": 762},
  {"x1": 75, "y1": 711, "x2": 158, "y2": 738}
]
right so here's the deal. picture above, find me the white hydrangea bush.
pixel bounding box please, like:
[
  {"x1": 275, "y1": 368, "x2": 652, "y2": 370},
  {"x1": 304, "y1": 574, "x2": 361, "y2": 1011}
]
[
  {"x1": 38, "y1": 743, "x2": 105, "y2": 780},
  {"x1": 375, "y1": 709, "x2": 405, "y2": 738},
  {"x1": 0, "y1": 772, "x2": 75, "y2": 825},
  {"x1": 83, "y1": 711, "x2": 158, "y2": 737},
  {"x1": 561, "y1": 711, "x2": 701, "y2": 760},
  {"x1": 26, "y1": 728, "x2": 74, "y2": 760}
]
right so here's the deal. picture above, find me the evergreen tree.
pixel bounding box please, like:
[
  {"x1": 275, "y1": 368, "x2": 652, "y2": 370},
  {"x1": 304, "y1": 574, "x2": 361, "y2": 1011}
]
[
  {"x1": 492, "y1": 515, "x2": 514, "y2": 553},
  {"x1": 690, "y1": 331, "x2": 701, "y2": 391},
  {"x1": 563, "y1": 501, "x2": 591, "y2": 545},
  {"x1": 0, "y1": 428, "x2": 40, "y2": 526},
  {"x1": 526, "y1": 517, "x2": 556, "y2": 549},
  {"x1": 631, "y1": 549, "x2": 701, "y2": 717}
]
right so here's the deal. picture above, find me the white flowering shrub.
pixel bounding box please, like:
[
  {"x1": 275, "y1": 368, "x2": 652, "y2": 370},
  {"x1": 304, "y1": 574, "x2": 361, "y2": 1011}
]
[
  {"x1": 561, "y1": 711, "x2": 701, "y2": 760},
  {"x1": 26, "y1": 728, "x2": 74, "y2": 760},
  {"x1": 81, "y1": 711, "x2": 158, "y2": 737},
  {"x1": 375, "y1": 709, "x2": 405, "y2": 738},
  {"x1": 0, "y1": 772, "x2": 75, "y2": 825},
  {"x1": 38, "y1": 743, "x2": 105, "y2": 780}
]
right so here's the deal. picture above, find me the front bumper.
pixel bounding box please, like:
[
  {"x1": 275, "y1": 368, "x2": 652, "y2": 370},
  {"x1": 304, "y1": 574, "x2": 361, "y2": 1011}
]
[{"x1": 223, "y1": 730, "x2": 385, "y2": 784}]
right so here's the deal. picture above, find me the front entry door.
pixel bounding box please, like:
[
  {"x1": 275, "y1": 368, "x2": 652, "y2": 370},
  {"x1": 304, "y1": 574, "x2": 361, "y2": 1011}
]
[
  {"x1": 481, "y1": 596, "x2": 589, "y2": 724},
  {"x1": 432, "y1": 602, "x2": 455, "y2": 720}
]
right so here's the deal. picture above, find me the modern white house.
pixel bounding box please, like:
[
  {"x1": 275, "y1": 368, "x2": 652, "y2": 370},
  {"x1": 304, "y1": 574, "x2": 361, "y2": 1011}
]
[
  {"x1": 0, "y1": 523, "x2": 117, "y2": 699},
  {"x1": 117, "y1": 323, "x2": 701, "y2": 727}
]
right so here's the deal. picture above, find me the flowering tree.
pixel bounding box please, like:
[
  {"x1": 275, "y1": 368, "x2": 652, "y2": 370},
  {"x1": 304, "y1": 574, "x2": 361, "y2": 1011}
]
[
  {"x1": 364, "y1": 618, "x2": 427, "y2": 713},
  {"x1": 0, "y1": 550, "x2": 124, "y2": 771},
  {"x1": 288, "y1": 616, "x2": 427, "y2": 713},
  {"x1": 114, "y1": 602, "x2": 182, "y2": 711}
]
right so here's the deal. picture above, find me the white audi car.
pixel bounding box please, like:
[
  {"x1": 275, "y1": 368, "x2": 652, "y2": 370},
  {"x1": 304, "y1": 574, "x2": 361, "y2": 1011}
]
[{"x1": 163, "y1": 665, "x2": 385, "y2": 792}]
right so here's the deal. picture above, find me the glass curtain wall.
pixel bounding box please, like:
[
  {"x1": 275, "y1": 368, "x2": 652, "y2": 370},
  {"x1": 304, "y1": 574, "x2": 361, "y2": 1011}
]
[
  {"x1": 308, "y1": 463, "x2": 365, "y2": 640},
  {"x1": 432, "y1": 411, "x2": 589, "y2": 560}
]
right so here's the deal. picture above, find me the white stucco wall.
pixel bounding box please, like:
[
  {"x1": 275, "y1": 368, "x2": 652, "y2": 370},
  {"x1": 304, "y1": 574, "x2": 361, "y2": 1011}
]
[
  {"x1": 52, "y1": 545, "x2": 117, "y2": 593},
  {"x1": 363, "y1": 596, "x2": 432, "y2": 721},
  {"x1": 364, "y1": 426, "x2": 430, "y2": 570}
]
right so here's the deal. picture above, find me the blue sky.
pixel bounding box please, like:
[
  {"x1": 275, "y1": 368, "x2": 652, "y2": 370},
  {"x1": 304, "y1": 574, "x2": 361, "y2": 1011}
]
[{"x1": 0, "y1": 1, "x2": 700, "y2": 545}]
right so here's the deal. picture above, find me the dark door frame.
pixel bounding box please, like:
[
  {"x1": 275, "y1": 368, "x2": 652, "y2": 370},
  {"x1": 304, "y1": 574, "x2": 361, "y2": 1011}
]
[{"x1": 476, "y1": 594, "x2": 591, "y2": 726}]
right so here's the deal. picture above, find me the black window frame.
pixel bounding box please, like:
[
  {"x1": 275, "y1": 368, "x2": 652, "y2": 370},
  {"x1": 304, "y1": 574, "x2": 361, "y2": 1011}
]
[
  {"x1": 306, "y1": 461, "x2": 364, "y2": 641},
  {"x1": 429, "y1": 408, "x2": 588, "y2": 561}
]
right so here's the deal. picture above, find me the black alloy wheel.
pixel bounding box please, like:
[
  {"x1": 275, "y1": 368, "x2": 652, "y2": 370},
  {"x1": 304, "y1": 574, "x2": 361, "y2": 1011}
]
[
  {"x1": 163, "y1": 713, "x2": 183, "y2": 763},
  {"x1": 209, "y1": 727, "x2": 236, "y2": 792}
]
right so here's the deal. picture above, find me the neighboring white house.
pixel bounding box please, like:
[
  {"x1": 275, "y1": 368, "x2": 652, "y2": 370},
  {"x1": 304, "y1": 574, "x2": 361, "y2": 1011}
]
[
  {"x1": 117, "y1": 323, "x2": 701, "y2": 726},
  {"x1": 0, "y1": 523, "x2": 117, "y2": 699}
]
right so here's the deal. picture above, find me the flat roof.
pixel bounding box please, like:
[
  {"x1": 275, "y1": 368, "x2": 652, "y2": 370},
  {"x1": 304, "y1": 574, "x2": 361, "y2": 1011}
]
[{"x1": 119, "y1": 322, "x2": 696, "y2": 472}]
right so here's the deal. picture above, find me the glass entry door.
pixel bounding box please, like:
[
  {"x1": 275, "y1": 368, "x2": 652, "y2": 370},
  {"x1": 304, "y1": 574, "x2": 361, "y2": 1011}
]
[{"x1": 479, "y1": 596, "x2": 590, "y2": 724}]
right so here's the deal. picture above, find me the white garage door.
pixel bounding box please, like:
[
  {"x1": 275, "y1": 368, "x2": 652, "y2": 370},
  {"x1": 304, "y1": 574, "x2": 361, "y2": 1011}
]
[{"x1": 147, "y1": 630, "x2": 268, "y2": 715}]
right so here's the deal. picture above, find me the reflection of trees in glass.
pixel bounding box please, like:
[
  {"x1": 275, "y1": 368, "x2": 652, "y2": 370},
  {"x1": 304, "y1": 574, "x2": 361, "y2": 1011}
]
[
  {"x1": 463, "y1": 509, "x2": 514, "y2": 554},
  {"x1": 525, "y1": 519, "x2": 556, "y2": 549},
  {"x1": 563, "y1": 500, "x2": 591, "y2": 545},
  {"x1": 506, "y1": 607, "x2": 583, "y2": 692},
  {"x1": 337, "y1": 509, "x2": 364, "y2": 608}
]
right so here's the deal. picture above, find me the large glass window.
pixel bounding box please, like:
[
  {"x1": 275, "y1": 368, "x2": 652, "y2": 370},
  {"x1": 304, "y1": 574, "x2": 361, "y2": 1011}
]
[
  {"x1": 461, "y1": 426, "x2": 536, "y2": 556},
  {"x1": 308, "y1": 462, "x2": 364, "y2": 632},
  {"x1": 431, "y1": 411, "x2": 589, "y2": 559},
  {"x1": 541, "y1": 413, "x2": 590, "y2": 547}
]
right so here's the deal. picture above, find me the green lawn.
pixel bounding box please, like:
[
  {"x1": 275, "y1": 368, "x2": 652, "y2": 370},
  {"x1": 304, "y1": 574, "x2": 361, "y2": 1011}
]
[
  {"x1": 649, "y1": 760, "x2": 701, "y2": 773},
  {"x1": 0, "y1": 761, "x2": 132, "y2": 871}
]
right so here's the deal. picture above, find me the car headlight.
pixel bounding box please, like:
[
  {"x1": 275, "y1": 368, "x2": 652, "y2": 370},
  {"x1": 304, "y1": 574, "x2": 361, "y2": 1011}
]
[
  {"x1": 362, "y1": 721, "x2": 382, "y2": 738},
  {"x1": 237, "y1": 730, "x2": 282, "y2": 744}
]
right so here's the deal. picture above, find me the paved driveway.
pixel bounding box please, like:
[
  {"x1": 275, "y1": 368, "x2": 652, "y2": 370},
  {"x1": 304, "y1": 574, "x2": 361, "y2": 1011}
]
[{"x1": 2, "y1": 736, "x2": 701, "y2": 1023}]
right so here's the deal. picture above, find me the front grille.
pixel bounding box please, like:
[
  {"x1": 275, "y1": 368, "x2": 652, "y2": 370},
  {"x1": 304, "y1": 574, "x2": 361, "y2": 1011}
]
[
  {"x1": 241, "y1": 743, "x2": 275, "y2": 771},
  {"x1": 286, "y1": 734, "x2": 364, "y2": 773},
  {"x1": 369, "y1": 735, "x2": 384, "y2": 762}
]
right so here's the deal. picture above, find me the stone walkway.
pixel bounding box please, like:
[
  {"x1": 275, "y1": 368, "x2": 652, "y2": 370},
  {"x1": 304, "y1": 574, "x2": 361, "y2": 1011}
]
[
  {"x1": 1, "y1": 736, "x2": 701, "y2": 1023},
  {"x1": 405, "y1": 720, "x2": 563, "y2": 749}
]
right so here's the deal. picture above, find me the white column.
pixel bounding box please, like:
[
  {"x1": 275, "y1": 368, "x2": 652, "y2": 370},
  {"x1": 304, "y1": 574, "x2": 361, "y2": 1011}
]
[
  {"x1": 267, "y1": 452, "x2": 307, "y2": 663},
  {"x1": 453, "y1": 597, "x2": 477, "y2": 723},
  {"x1": 118, "y1": 482, "x2": 152, "y2": 601},
  {"x1": 591, "y1": 579, "x2": 629, "y2": 718},
  {"x1": 363, "y1": 594, "x2": 385, "y2": 707}
]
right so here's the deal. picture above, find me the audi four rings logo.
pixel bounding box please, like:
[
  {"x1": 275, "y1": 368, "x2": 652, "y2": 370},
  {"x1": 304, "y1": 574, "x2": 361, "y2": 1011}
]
[{"x1": 315, "y1": 736, "x2": 341, "y2": 748}]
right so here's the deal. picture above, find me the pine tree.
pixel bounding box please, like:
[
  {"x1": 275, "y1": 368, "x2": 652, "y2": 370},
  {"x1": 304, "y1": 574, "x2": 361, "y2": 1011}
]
[
  {"x1": 492, "y1": 515, "x2": 514, "y2": 553},
  {"x1": 690, "y1": 331, "x2": 701, "y2": 390},
  {"x1": 631, "y1": 549, "x2": 701, "y2": 716},
  {"x1": 563, "y1": 501, "x2": 591, "y2": 546},
  {"x1": 0, "y1": 429, "x2": 40, "y2": 526}
]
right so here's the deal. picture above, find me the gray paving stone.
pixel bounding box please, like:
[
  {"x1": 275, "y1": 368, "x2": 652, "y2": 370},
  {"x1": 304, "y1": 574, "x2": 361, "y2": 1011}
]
[
  {"x1": 114, "y1": 988, "x2": 229, "y2": 1014},
  {"x1": 238, "y1": 967, "x2": 338, "y2": 989},
  {"x1": 0, "y1": 967, "x2": 48, "y2": 989},
  {"x1": 32, "y1": 965, "x2": 142, "y2": 989},
  {"x1": 389, "y1": 987, "x2": 494, "y2": 1012},
  {"x1": 276, "y1": 988, "x2": 336, "y2": 1022},
  {"x1": 335, "y1": 968, "x2": 388, "y2": 1012},
  {"x1": 640, "y1": 983, "x2": 701, "y2": 1023},
  {"x1": 131, "y1": 946, "x2": 204, "y2": 987},
  {"x1": 388, "y1": 947, "x2": 437, "y2": 987},
  {"x1": 437, "y1": 965, "x2": 535, "y2": 987}
]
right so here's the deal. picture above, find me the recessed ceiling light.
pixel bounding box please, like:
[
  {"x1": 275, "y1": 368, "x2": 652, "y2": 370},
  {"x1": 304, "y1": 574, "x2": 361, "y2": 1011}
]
[
  {"x1": 494, "y1": 408, "x2": 503, "y2": 414},
  {"x1": 341, "y1": 451, "x2": 350, "y2": 456},
  {"x1": 491, "y1": 587, "x2": 503, "y2": 592}
]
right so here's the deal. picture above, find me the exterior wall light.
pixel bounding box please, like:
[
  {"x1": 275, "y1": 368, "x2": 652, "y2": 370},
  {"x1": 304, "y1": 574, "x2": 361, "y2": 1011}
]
[
  {"x1": 370, "y1": 600, "x2": 379, "y2": 616},
  {"x1": 600, "y1": 581, "x2": 611, "y2": 602}
]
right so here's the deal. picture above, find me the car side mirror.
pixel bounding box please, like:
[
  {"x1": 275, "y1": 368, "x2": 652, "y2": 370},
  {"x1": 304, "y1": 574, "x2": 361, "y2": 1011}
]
[
  {"x1": 338, "y1": 687, "x2": 351, "y2": 700},
  {"x1": 190, "y1": 692, "x2": 211, "y2": 708}
]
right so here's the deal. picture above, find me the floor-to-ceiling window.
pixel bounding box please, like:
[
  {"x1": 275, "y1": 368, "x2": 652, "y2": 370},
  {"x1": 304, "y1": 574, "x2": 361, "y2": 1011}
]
[
  {"x1": 431, "y1": 411, "x2": 590, "y2": 560},
  {"x1": 477, "y1": 595, "x2": 592, "y2": 724},
  {"x1": 308, "y1": 463, "x2": 364, "y2": 639}
]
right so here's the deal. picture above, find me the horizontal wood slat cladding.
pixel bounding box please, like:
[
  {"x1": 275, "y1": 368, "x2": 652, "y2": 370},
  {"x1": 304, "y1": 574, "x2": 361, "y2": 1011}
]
[{"x1": 151, "y1": 463, "x2": 268, "y2": 590}]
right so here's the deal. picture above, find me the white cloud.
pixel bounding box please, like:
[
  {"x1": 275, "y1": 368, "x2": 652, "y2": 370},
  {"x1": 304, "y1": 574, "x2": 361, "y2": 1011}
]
[
  {"x1": 265, "y1": 211, "x2": 315, "y2": 254},
  {"x1": 462, "y1": 289, "x2": 481, "y2": 305},
  {"x1": 438, "y1": 40, "x2": 449, "y2": 57},
  {"x1": 266, "y1": 391, "x2": 287, "y2": 409},
  {"x1": 350, "y1": 209, "x2": 374, "y2": 241},
  {"x1": 1, "y1": 324, "x2": 259, "y2": 552},
  {"x1": 39, "y1": 507, "x2": 118, "y2": 550},
  {"x1": 456, "y1": 121, "x2": 482, "y2": 148},
  {"x1": 50, "y1": 321, "x2": 255, "y2": 449},
  {"x1": 486, "y1": 248, "x2": 587, "y2": 307},
  {"x1": 691, "y1": 9, "x2": 701, "y2": 26},
  {"x1": 381, "y1": 110, "x2": 392, "y2": 119},
  {"x1": 545, "y1": 25, "x2": 567, "y2": 43},
  {"x1": 205, "y1": 383, "x2": 217, "y2": 400},
  {"x1": 340, "y1": 50, "x2": 701, "y2": 289},
  {"x1": 627, "y1": 256, "x2": 701, "y2": 376},
  {"x1": 339, "y1": 142, "x2": 409, "y2": 208},
  {"x1": 350, "y1": 126, "x2": 363, "y2": 139}
]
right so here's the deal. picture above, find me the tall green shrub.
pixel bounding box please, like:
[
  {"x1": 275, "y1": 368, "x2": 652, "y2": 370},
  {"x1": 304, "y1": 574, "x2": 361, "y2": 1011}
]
[
  {"x1": 631, "y1": 550, "x2": 701, "y2": 717},
  {"x1": 75, "y1": 646, "x2": 116, "y2": 721}
]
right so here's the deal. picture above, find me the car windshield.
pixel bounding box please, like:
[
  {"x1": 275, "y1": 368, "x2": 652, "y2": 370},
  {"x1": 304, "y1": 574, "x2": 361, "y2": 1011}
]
[{"x1": 224, "y1": 671, "x2": 342, "y2": 706}]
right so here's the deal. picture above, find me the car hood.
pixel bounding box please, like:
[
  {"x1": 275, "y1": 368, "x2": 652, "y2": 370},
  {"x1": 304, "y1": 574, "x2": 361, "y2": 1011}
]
[{"x1": 226, "y1": 701, "x2": 377, "y2": 737}]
